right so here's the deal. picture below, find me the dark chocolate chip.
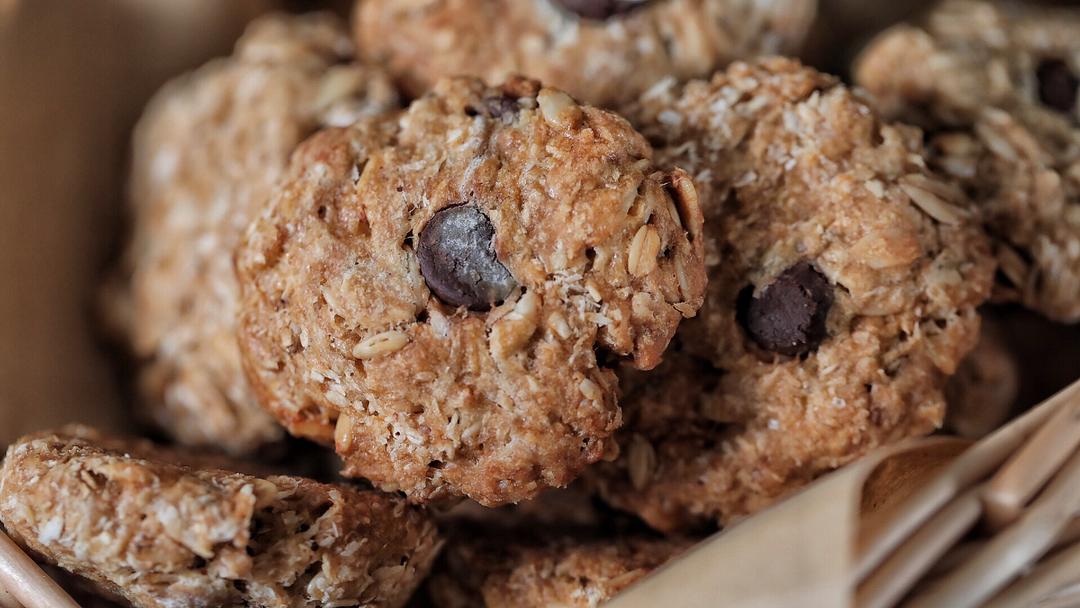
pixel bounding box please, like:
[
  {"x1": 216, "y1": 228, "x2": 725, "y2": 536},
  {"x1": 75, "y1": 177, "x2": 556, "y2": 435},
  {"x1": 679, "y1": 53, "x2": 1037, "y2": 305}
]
[
  {"x1": 737, "y1": 262, "x2": 833, "y2": 356},
  {"x1": 482, "y1": 95, "x2": 520, "y2": 119},
  {"x1": 1036, "y1": 58, "x2": 1078, "y2": 114},
  {"x1": 466, "y1": 95, "x2": 520, "y2": 121},
  {"x1": 417, "y1": 205, "x2": 517, "y2": 311},
  {"x1": 552, "y1": 0, "x2": 653, "y2": 20}
]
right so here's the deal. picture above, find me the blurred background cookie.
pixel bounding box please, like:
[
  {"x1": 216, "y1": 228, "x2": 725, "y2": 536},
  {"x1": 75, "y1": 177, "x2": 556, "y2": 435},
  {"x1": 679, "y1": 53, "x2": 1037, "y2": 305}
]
[
  {"x1": 855, "y1": 0, "x2": 1080, "y2": 322},
  {"x1": 102, "y1": 12, "x2": 400, "y2": 455},
  {"x1": 418, "y1": 488, "x2": 691, "y2": 608},
  {"x1": 0, "y1": 0, "x2": 283, "y2": 449},
  {"x1": 353, "y1": 0, "x2": 817, "y2": 106},
  {"x1": 425, "y1": 533, "x2": 689, "y2": 608}
]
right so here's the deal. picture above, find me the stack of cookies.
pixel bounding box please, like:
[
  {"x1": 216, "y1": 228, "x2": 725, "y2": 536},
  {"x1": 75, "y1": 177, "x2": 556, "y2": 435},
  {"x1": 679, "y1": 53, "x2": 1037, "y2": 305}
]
[{"x1": 1, "y1": 1, "x2": 1077, "y2": 606}]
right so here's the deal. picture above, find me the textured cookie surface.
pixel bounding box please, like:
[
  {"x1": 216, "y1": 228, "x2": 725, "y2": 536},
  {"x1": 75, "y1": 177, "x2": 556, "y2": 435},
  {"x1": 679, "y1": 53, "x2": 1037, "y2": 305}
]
[
  {"x1": 353, "y1": 0, "x2": 816, "y2": 107},
  {"x1": 855, "y1": 0, "x2": 1080, "y2": 322},
  {"x1": 237, "y1": 76, "x2": 706, "y2": 507},
  {"x1": 590, "y1": 58, "x2": 995, "y2": 530},
  {"x1": 103, "y1": 13, "x2": 399, "y2": 454},
  {"x1": 0, "y1": 428, "x2": 440, "y2": 608},
  {"x1": 427, "y1": 533, "x2": 687, "y2": 608}
]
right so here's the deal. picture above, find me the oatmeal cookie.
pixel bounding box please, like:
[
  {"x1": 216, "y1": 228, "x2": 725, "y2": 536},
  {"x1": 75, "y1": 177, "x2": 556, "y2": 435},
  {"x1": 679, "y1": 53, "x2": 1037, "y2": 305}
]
[
  {"x1": 353, "y1": 0, "x2": 817, "y2": 107},
  {"x1": 427, "y1": 532, "x2": 687, "y2": 608},
  {"x1": 0, "y1": 428, "x2": 440, "y2": 608},
  {"x1": 421, "y1": 482, "x2": 653, "y2": 607},
  {"x1": 854, "y1": 0, "x2": 1080, "y2": 322},
  {"x1": 104, "y1": 12, "x2": 400, "y2": 455},
  {"x1": 236, "y1": 76, "x2": 706, "y2": 507},
  {"x1": 590, "y1": 57, "x2": 995, "y2": 530}
]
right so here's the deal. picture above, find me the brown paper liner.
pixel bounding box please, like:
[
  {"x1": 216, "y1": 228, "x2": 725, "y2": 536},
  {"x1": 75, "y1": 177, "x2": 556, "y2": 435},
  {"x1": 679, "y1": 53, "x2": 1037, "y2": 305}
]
[
  {"x1": 0, "y1": 586, "x2": 22, "y2": 608},
  {"x1": 985, "y1": 541, "x2": 1080, "y2": 608},
  {"x1": 855, "y1": 382, "x2": 1074, "y2": 582},
  {"x1": 856, "y1": 486, "x2": 982, "y2": 608},
  {"x1": 906, "y1": 447, "x2": 1080, "y2": 608},
  {"x1": 984, "y1": 395, "x2": 1080, "y2": 530}
]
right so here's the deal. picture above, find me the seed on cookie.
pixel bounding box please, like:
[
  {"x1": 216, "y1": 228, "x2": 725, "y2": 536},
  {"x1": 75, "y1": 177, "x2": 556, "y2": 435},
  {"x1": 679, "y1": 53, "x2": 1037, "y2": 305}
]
[
  {"x1": 236, "y1": 76, "x2": 706, "y2": 506},
  {"x1": 352, "y1": 330, "x2": 411, "y2": 359},
  {"x1": 627, "y1": 224, "x2": 662, "y2": 277}
]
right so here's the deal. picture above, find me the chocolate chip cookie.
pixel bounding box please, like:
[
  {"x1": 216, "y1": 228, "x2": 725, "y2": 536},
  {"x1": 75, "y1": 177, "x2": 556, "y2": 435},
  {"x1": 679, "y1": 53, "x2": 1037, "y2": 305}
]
[
  {"x1": 0, "y1": 427, "x2": 441, "y2": 608},
  {"x1": 103, "y1": 13, "x2": 400, "y2": 454},
  {"x1": 236, "y1": 76, "x2": 707, "y2": 507},
  {"x1": 855, "y1": 0, "x2": 1080, "y2": 322},
  {"x1": 353, "y1": 0, "x2": 817, "y2": 107},
  {"x1": 590, "y1": 57, "x2": 995, "y2": 530}
]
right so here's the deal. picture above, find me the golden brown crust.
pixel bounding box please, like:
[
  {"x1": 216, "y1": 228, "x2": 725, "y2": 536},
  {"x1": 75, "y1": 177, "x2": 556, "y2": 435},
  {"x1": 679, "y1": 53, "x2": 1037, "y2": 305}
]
[
  {"x1": 236, "y1": 76, "x2": 706, "y2": 506},
  {"x1": 0, "y1": 428, "x2": 441, "y2": 608},
  {"x1": 353, "y1": 0, "x2": 816, "y2": 107},
  {"x1": 104, "y1": 12, "x2": 400, "y2": 455},
  {"x1": 855, "y1": 0, "x2": 1080, "y2": 322},
  {"x1": 590, "y1": 57, "x2": 995, "y2": 530}
]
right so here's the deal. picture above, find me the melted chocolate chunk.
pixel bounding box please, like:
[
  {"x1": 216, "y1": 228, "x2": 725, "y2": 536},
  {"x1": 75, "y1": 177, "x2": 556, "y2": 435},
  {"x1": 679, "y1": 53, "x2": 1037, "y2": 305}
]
[
  {"x1": 417, "y1": 205, "x2": 517, "y2": 311},
  {"x1": 737, "y1": 262, "x2": 833, "y2": 356},
  {"x1": 553, "y1": 0, "x2": 653, "y2": 20},
  {"x1": 1036, "y1": 58, "x2": 1078, "y2": 114}
]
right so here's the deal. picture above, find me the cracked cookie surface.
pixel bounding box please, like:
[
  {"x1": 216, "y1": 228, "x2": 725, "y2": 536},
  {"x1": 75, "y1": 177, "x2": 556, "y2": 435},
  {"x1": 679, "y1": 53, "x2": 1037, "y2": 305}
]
[
  {"x1": 103, "y1": 13, "x2": 400, "y2": 455},
  {"x1": 0, "y1": 427, "x2": 440, "y2": 608},
  {"x1": 236, "y1": 76, "x2": 706, "y2": 507},
  {"x1": 353, "y1": 0, "x2": 816, "y2": 107},
  {"x1": 590, "y1": 58, "x2": 995, "y2": 531},
  {"x1": 855, "y1": 0, "x2": 1080, "y2": 322}
]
